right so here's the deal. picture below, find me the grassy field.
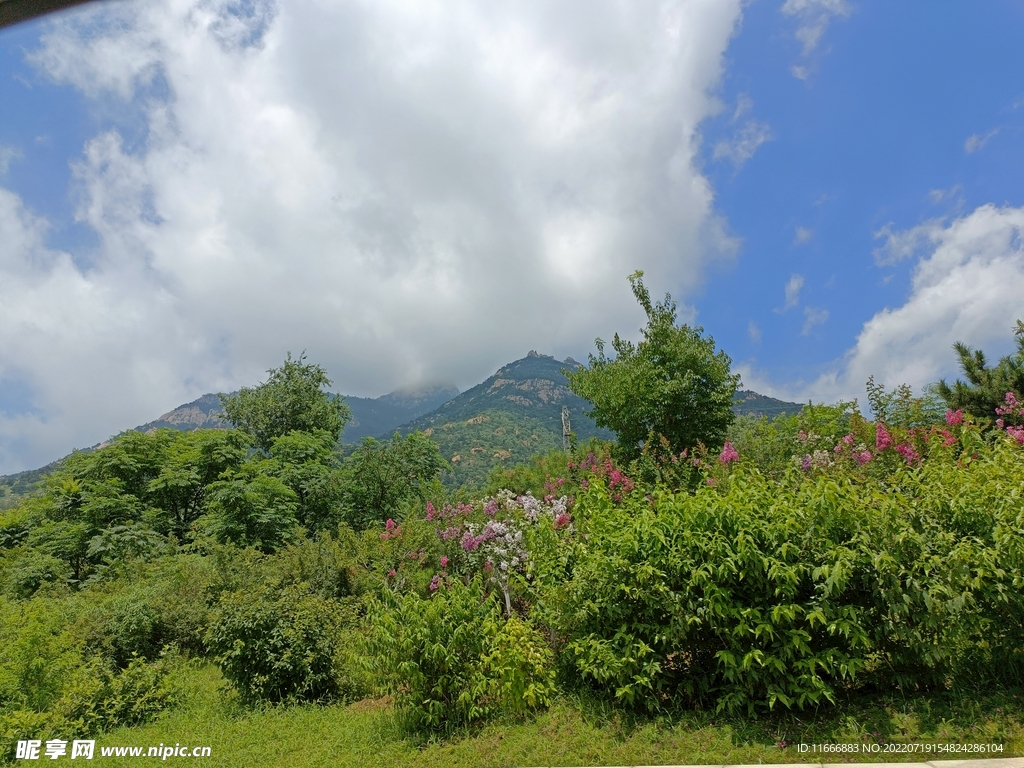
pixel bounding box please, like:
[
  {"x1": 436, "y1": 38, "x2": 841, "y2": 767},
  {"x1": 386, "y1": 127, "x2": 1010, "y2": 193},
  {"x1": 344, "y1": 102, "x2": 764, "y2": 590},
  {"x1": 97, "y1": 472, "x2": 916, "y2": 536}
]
[{"x1": 88, "y1": 665, "x2": 1024, "y2": 767}]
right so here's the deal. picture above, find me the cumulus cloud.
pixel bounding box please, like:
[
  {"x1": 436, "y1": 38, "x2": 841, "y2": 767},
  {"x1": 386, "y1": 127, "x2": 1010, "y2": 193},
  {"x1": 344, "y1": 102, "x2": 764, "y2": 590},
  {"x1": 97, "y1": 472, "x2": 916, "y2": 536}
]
[
  {"x1": 776, "y1": 273, "x2": 804, "y2": 312},
  {"x1": 712, "y1": 119, "x2": 772, "y2": 168},
  {"x1": 0, "y1": 0, "x2": 743, "y2": 473},
  {"x1": 808, "y1": 204, "x2": 1024, "y2": 401},
  {"x1": 965, "y1": 128, "x2": 1000, "y2": 154}
]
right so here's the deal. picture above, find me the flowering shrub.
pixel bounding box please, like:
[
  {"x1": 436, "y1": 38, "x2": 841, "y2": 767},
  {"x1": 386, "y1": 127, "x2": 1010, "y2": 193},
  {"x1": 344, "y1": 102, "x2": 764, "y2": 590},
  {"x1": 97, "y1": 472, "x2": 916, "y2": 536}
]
[
  {"x1": 554, "y1": 428, "x2": 1024, "y2": 714},
  {"x1": 426, "y1": 490, "x2": 571, "y2": 615}
]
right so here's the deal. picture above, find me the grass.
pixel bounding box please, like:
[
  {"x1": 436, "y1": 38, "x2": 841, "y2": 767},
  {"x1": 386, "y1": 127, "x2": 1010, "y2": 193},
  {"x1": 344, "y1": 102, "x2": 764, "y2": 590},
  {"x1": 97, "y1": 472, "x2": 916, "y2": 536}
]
[{"x1": 89, "y1": 664, "x2": 1024, "y2": 767}]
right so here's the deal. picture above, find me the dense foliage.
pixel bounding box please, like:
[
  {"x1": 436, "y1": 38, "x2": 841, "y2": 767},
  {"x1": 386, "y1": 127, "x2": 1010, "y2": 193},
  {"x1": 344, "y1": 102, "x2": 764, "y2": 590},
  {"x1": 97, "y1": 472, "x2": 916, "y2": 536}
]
[
  {"x1": 4, "y1": 329, "x2": 1024, "y2": 759},
  {"x1": 221, "y1": 352, "x2": 352, "y2": 450},
  {"x1": 567, "y1": 272, "x2": 739, "y2": 461}
]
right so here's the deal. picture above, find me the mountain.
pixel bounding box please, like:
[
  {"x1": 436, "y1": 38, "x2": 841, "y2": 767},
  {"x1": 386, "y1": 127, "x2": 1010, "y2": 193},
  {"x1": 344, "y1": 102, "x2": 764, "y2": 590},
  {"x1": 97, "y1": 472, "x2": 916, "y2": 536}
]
[
  {"x1": 0, "y1": 354, "x2": 806, "y2": 499},
  {"x1": 131, "y1": 385, "x2": 460, "y2": 443},
  {"x1": 0, "y1": 383, "x2": 459, "y2": 506},
  {"x1": 396, "y1": 351, "x2": 613, "y2": 488},
  {"x1": 733, "y1": 390, "x2": 804, "y2": 419}
]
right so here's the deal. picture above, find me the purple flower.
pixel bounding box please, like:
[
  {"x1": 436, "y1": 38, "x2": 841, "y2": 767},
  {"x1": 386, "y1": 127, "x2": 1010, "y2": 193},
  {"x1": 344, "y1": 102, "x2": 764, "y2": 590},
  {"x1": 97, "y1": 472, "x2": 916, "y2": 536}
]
[
  {"x1": 801, "y1": 454, "x2": 812, "y2": 471},
  {"x1": 429, "y1": 575, "x2": 441, "y2": 591}
]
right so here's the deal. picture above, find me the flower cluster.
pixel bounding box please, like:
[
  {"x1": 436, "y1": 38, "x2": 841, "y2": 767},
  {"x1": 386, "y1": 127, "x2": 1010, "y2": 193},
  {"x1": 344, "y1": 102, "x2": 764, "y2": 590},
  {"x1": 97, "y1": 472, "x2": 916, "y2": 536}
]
[
  {"x1": 718, "y1": 441, "x2": 739, "y2": 464},
  {"x1": 379, "y1": 518, "x2": 402, "y2": 540},
  {"x1": 570, "y1": 453, "x2": 635, "y2": 499},
  {"x1": 995, "y1": 392, "x2": 1024, "y2": 444},
  {"x1": 428, "y1": 490, "x2": 573, "y2": 613}
]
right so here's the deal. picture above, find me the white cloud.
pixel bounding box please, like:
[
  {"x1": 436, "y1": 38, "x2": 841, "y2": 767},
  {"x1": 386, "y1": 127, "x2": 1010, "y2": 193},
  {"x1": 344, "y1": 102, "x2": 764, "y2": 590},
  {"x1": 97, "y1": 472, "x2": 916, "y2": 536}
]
[
  {"x1": 965, "y1": 128, "x2": 1000, "y2": 154},
  {"x1": 872, "y1": 218, "x2": 944, "y2": 266},
  {"x1": 748, "y1": 320, "x2": 762, "y2": 344},
  {"x1": 0, "y1": 0, "x2": 744, "y2": 473},
  {"x1": 794, "y1": 226, "x2": 813, "y2": 245},
  {"x1": 802, "y1": 306, "x2": 829, "y2": 335},
  {"x1": 776, "y1": 273, "x2": 804, "y2": 312},
  {"x1": 808, "y1": 204, "x2": 1024, "y2": 401},
  {"x1": 927, "y1": 185, "x2": 963, "y2": 205},
  {"x1": 781, "y1": 0, "x2": 851, "y2": 78},
  {"x1": 712, "y1": 119, "x2": 772, "y2": 168},
  {"x1": 732, "y1": 93, "x2": 753, "y2": 122},
  {"x1": 0, "y1": 146, "x2": 20, "y2": 174}
]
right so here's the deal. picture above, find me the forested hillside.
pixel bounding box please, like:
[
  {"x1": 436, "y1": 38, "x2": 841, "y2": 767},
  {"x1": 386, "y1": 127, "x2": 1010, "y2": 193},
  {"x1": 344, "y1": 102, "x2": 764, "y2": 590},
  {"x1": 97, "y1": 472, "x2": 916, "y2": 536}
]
[{"x1": 397, "y1": 351, "x2": 613, "y2": 486}]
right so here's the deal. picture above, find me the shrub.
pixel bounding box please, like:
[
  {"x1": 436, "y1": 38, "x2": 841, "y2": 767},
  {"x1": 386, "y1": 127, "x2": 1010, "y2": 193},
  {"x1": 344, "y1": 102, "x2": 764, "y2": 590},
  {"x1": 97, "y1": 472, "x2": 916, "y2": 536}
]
[
  {"x1": 204, "y1": 585, "x2": 349, "y2": 704},
  {"x1": 368, "y1": 579, "x2": 555, "y2": 733},
  {"x1": 553, "y1": 440, "x2": 1024, "y2": 714},
  {"x1": 53, "y1": 655, "x2": 180, "y2": 734}
]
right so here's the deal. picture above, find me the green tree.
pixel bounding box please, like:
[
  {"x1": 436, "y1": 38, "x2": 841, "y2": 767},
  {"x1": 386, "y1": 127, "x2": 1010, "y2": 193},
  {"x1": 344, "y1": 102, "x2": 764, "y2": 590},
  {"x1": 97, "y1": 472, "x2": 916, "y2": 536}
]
[
  {"x1": 220, "y1": 353, "x2": 352, "y2": 451},
  {"x1": 203, "y1": 465, "x2": 299, "y2": 552},
  {"x1": 567, "y1": 271, "x2": 740, "y2": 461},
  {"x1": 934, "y1": 320, "x2": 1024, "y2": 420},
  {"x1": 343, "y1": 431, "x2": 448, "y2": 529},
  {"x1": 268, "y1": 430, "x2": 346, "y2": 535}
]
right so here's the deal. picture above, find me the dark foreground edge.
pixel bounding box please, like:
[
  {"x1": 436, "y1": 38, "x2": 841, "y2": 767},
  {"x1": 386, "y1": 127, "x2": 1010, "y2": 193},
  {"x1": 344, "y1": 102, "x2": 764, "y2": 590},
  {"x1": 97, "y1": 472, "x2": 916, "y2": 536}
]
[{"x1": 0, "y1": 0, "x2": 100, "y2": 29}]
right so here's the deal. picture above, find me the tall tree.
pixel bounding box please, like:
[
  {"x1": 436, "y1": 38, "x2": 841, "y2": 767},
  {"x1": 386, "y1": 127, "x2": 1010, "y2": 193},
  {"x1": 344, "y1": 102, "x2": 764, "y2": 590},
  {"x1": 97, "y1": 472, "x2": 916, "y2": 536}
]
[
  {"x1": 567, "y1": 271, "x2": 739, "y2": 461},
  {"x1": 343, "y1": 431, "x2": 448, "y2": 529},
  {"x1": 934, "y1": 320, "x2": 1024, "y2": 420},
  {"x1": 221, "y1": 353, "x2": 352, "y2": 451}
]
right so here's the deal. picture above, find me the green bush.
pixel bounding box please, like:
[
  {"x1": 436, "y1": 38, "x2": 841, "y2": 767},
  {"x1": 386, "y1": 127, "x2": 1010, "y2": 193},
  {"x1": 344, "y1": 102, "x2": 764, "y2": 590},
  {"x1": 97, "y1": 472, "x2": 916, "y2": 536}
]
[
  {"x1": 53, "y1": 655, "x2": 180, "y2": 734},
  {"x1": 552, "y1": 436, "x2": 1024, "y2": 714},
  {"x1": 204, "y1": 585, "x2": 350, "y2": 704},
  {"x1": 369, "y1": 579, "x2": 555, "y2": 733}
]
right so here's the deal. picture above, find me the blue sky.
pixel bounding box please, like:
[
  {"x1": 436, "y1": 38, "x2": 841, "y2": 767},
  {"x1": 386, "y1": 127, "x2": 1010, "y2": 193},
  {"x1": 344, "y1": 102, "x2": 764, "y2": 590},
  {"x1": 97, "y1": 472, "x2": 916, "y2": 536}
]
[
  {"x1": 699, "y1": 0, "x2": 1024, "y2": 394},
  {"x1": 2, "y1": 0, "x2": 1024, "y2": 473}
]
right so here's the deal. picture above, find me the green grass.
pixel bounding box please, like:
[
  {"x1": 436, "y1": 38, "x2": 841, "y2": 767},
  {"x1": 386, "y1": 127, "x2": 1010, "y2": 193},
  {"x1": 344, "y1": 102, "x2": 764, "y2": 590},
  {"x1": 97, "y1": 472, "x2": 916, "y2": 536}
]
[{"x1": 89, "y1": 665, "x2": 1024, "y2": 767}]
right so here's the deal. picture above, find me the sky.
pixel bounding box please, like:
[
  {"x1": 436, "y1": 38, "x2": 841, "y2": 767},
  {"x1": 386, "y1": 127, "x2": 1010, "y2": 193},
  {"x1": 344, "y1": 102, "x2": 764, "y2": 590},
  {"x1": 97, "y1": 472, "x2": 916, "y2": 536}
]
[{"x1": 1, "y1": 0, "x2": 1023, "y2": 474}]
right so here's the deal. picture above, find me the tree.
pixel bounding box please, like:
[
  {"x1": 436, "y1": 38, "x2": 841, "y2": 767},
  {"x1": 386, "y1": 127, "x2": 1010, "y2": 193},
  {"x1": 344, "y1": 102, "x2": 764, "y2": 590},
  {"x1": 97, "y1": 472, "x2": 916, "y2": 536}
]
[
  {"x1": 220, "y1": 353, "x2": 352, "y2": 451},
  {"x1": 343, "y1": 431, "x2": 448, "y2": 529},
  {"x1": 934, "y1": 320, "x2": 1024, "y2": 420},
  {"x1": 567, "y1": 271, "x2": 739, "y2": 461}
]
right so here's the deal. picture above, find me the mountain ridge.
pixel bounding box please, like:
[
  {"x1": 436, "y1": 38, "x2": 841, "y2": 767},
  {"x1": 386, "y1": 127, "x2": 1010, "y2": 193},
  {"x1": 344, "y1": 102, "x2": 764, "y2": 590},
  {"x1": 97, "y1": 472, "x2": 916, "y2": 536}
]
[{"x1": 1, "y1": 354, "x2": 804, "y2": 498}]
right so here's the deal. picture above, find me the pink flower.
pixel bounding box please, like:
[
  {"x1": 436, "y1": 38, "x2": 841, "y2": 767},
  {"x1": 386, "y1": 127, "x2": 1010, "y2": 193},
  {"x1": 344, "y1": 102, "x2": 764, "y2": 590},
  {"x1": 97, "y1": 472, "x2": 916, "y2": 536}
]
[
  {"x1": 1007, "y1": 426, "x2": 1024, "y2": 445},
  {"x1": 554, "y1": 513, "x2": 571, "y2": 529},
  {"x1": 425, "y1": 502, "x2": 437, "y2": 521},
  {"x1": 801, "y1": 454, "x2": 812, "y2": 471},
  {"x1": 856, "y1": 450, "x2": 873, "y2": 465},
  {"x1": 387, "y1": 569, "x2": 397, "y2": 578},
  {"x1": 706, "y1": 478, "x2": 717, "y2": 486},
  {"x1": 429, "y1": 575, "x2": 441, "y2": 591},
  {"x1": 876, "y1": 423, "x2": 893, "y2": 451},
  {"x1": 440, "y1": 556, "x2": 449, "y2": 568},
  {"x1": 895, "y1": 443, "x2": 920, "y2": 465},
  {"x1": 718, "y1": 441, "x2": 739, "y2": 464},
  {"x1": 945, "y1": 410, "x2": 964, "y2": 426},
  {"x1": 385, "y1": 518, "x2": 396, "y2": 531}
]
